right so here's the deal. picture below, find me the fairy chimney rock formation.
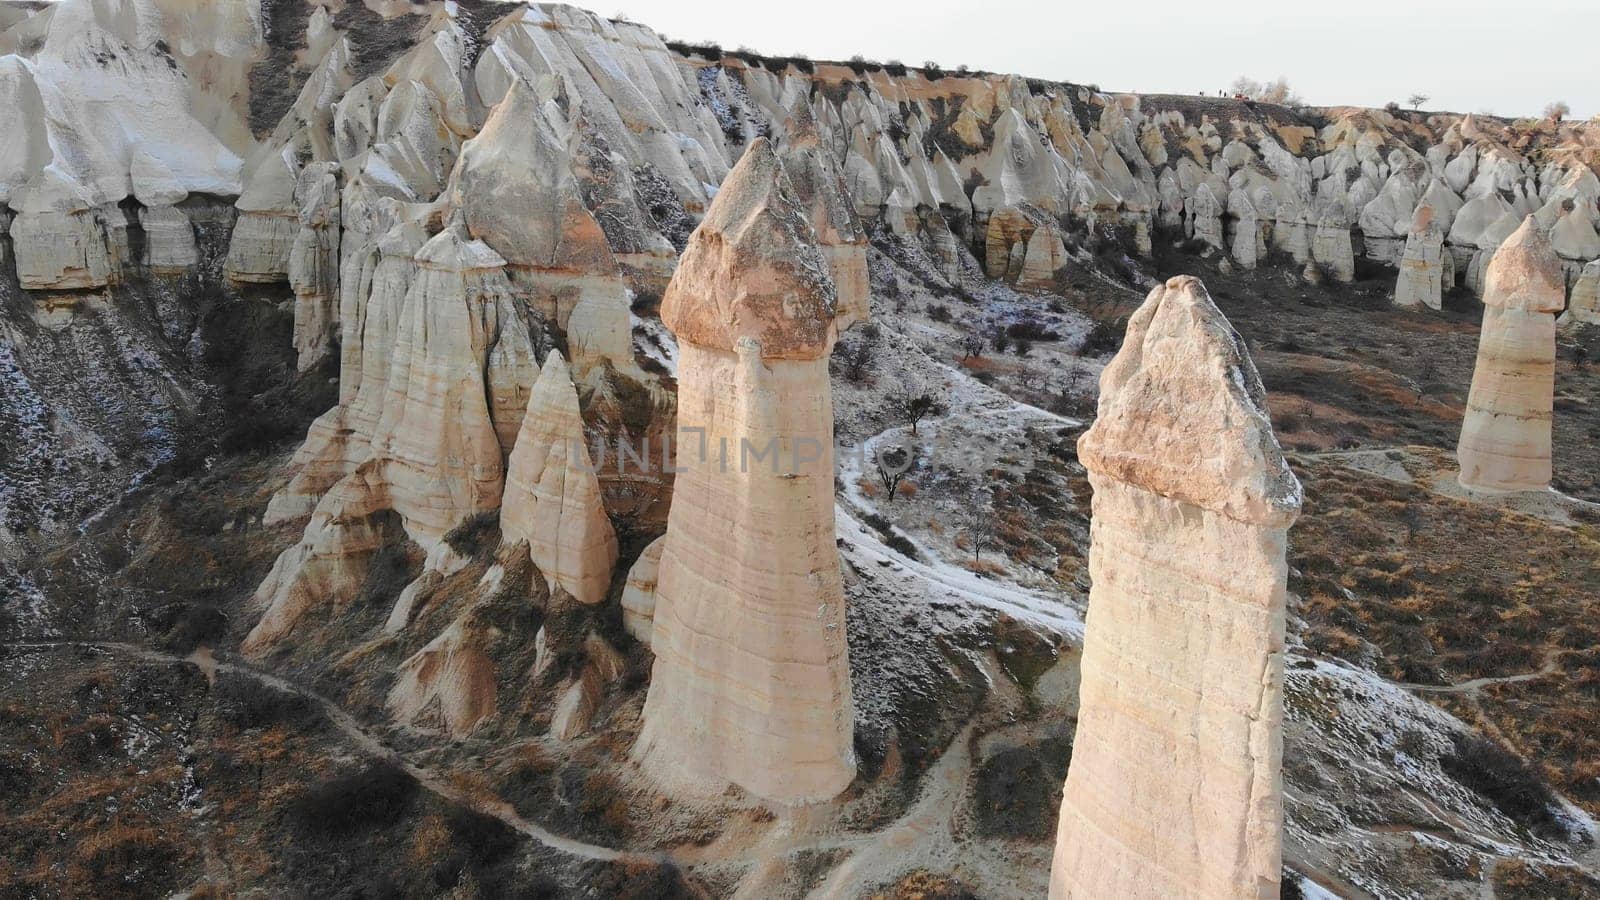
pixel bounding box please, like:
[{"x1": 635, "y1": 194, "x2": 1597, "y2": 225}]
[
  {"x1": 1457, "y1": 217, "x2": 1564, "y2": 493},
  {"x1": 1394, "y1": 204, "x2": 1445, "y2": 309},
  {"x1": 1051, "y1": 275, "x2": 1302, "y2": 900},
  {"x1": 633, "y1": 139, "x2": 856, "y2": 805},
  {"x1": 499, "y1": 351, "x2": 619, "y2": 606}
]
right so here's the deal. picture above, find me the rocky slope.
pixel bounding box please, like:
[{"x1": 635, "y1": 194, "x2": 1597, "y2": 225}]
[{"x1": 2, "y1": 1, "x2": 1600, "y2": 898}]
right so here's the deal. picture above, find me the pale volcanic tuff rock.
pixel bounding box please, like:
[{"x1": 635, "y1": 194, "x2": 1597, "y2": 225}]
[
  {"x1": 9, "y1": 169, "x2": 117, "y2": 290},
  {"x1": 499, "y1": 351, "x2": 618, "y2": 606},
  {"x1": 225, "y1": 150, "x2": 300, "y2": 284},
  {"x1": 246, "y1": 223, "x2": 535, "y2": 653},
  {"x1": 388, "y1": 615, "x2": 499, "y2": 737},
  {"x1": 289, "y1": 163, "x2": 342, "y2": 373},
  {"x1": 620, "y1": 534, "x2": 664, "y2": 647},
  {"x1": 549, "y1": 631, "x2": 625, "y2": 740},
  {"x1": 1187, "y1": 183, "x2": 1224, "y2": 251},
  {"x1": 131, "y1": 151, "x2": 199, "y2": 273},
  {"x1": 1052, "y1": 275, "x2": 1301, "y2": 900},
  {"x1": 634, "y1": 140, "x2": 855, "y2": 805},
  {"x1": 1457, "y1": 217, "x2": 1565, "y2": 493},
  {"x1": 0, "y1": 0, "x2": 250, "y2": 213},
  {"x1": 776, "y1": 97, "x2": 871, "y2": 328},
  {"x1": 447, "y1": 78, "x2": 634, "y2": 377},
  {"x1": 1394, "y1": 204, "x2": 1446, "y2": 310},
  {"x1": 1559, "y1": 259, "x2": 1600, "y2": 327},
  {"x1": 265, "y1": 214, "x2": 429, "y2": 525},
  {"x1": 1229, "y1": 190, "x2": 1262, "y2": 270},
  {"x1": 1312, "y1": 204, "x2": 1355, "y2": 284}
]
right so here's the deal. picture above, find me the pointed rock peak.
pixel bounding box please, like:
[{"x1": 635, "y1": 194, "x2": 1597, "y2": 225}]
[
  {"x1": 491, "y1": 74, "x2": 543, "y2": 126},
  {"x1": 416, "y1": 218, "x2": 507, "y2": 271},
  {"x1": 530, "y1": 350, "x2": 578, "y2": 416},
  {"x1": 660, "y1": 138, "x2": 838, "y2": 360},
  {"x1": 1079, "y1": 275, "x2": 1302, "y2": 526},
  {"x1": 1484, "y1": 217, "x2": 1565, "y2": 312},
  {"x1": 782, "y1": 94, "x2": 820, "y2": 147},
  {"x1": 17, "y1": 166, "x2": 95, "y2": 213},
  {"x1": 1479, "y1": 208, "x2": 1526, "y2": 251}
]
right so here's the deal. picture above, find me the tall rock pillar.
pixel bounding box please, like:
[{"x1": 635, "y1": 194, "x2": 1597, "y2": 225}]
[
  {"x1": 1050, "y1": 276, "x2": 1303, "y2": 899},
  {"x1": 1393, "y1": 204, "x2": 1444, "y2": 310},
  {"x1": 1457, "y1": 217, "x2": 1564, "y2": 493},
  {"x1": 633, "y1": 139, "x2": 856, "y2": 805}
]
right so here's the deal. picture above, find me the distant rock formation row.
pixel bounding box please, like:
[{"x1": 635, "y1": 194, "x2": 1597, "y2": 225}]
[{"x1": 6, "y1": 0, "x2": 1600, "y2": 306}]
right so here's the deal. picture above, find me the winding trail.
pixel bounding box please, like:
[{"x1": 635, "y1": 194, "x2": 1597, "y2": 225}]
[
  {"x1": 836, "y1": 399, "x2": 1086, "y2": 639},
  {"x1": 3, "y1": 638, "x2": 1003, "y2": 894},
  {"x1": 1395, "y1": 654, "x2": 1560, "y2": 695},
  {"x1": 2, "y1": 640, "x2": 652, "y2": 866}
]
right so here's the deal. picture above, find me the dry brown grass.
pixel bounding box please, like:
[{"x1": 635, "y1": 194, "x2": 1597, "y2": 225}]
[{"x1": 1289, "y1": 457, "x2": 1600, "y2": 812}]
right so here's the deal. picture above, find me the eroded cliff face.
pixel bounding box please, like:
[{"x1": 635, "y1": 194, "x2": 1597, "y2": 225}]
[{"x1": 6, "y1": 3, "x2": 1599, "y2": 560}]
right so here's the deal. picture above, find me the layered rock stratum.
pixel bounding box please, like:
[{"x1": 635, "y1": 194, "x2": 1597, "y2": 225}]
[{"x1": 1051, "y1": 276, "x2": 1302, "y2": 899}]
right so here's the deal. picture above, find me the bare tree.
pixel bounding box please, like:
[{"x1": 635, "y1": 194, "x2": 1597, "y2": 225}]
[
  {"x1": 1230, "y1": 75, "x2": 1301, "y2": 106},
  {"x1": 1545, "y1": 100, "x2": 1571, "y2": 122},
  {"x1": 886, "y1": 381, "x2": 948, "y2": 435},
  {"x1": 1407, "y1": 93, "x2": 1429, "y2": 111},
  {"x1": 606, "y1": 477, "x2": 661, "y2": 549},
  {"x1": 958, "y1": 487, "x2": 996, "y2": 562},
  {"x1": 958, "y1": 330, "x2": 986, "y2": 361},
  {"x1": 833, "y1": 334, "x2": 876, "y2": 384},
  {"x1": 875, "y1": 443, "x2": 913, "y2": 500}
]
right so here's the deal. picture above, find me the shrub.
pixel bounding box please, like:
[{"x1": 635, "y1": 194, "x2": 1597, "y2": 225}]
[
  {"x1": 444, "y1": 510, "x2": 499, "y2": 556},
  {"x1": 1080, "y1": 318, "x2": 1126, "y2": 355},
  {"x1": 214, "y1": 673, "x2": 316, "y2": 730},
  {"x1": 927, "y1": 303, "x2": 952, "y2": 323},
  {"x1": 1006, "y1": 320, "x2": 1060, "y2": 342},
  {"x1": 923, "y1": 61, "x2": 944, "y2": 80},
  {"x1": 289, "y1": 762, "x2": 419, "y2": 837},
  {"x1": 1440, "y1": 733, "x2": 1565, "y2": 838},
  {"x1": 860, "y1": 511, "x2": 920, "y2": 560},
  {"x1": 358, "y1": 520, "x2": 418, "y2": 607},
  {"x1": 68, "y1": 826, "x2": 179, "y2": 897}
]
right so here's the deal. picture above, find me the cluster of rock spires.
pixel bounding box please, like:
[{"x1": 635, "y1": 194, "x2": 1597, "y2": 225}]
[
  {"x1": 2, "y1": 0, "x2": 1596, "y2": 890},
  {"x1": 8, "y1": 0, "x2": 1600, "y2": 309},
  {"x1": 1051, "y1": 276, "x2": 1301, "y2": 898}
]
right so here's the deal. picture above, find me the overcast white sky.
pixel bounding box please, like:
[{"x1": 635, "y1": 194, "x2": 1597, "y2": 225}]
[{"x1": 617, "y1": 0, "x2": 1597, "y2": 119}]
